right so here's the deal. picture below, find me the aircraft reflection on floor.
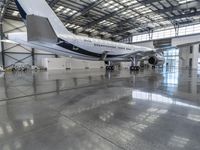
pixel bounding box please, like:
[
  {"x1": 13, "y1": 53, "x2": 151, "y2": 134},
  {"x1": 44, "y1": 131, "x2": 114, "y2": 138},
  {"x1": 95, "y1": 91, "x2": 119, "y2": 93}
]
[{"x1": 2, "y1": 68, "x2": 200, "y2": 103}]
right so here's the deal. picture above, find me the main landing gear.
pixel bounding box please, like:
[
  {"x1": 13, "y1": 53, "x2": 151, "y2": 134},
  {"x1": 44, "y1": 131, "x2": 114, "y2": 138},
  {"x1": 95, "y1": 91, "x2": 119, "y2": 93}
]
[
  {"x1": 130, "y1": 57, "x2": 140, "y2": 71},
  {"x1": 106, "y1": 66, "x2": 114, "y2": 70},
  {"x1": 130, "y1": 66, "x2": 140, "y2": 71},
  {"x1": 105, "y1": 61, "x2": 114, "y2": 71}
]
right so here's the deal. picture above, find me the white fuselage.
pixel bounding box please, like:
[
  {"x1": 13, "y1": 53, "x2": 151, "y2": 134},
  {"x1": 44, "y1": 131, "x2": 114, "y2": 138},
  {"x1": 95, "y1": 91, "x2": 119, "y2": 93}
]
[{"x1": 8, "y1": 32, "x2": 154, "y2": 62}]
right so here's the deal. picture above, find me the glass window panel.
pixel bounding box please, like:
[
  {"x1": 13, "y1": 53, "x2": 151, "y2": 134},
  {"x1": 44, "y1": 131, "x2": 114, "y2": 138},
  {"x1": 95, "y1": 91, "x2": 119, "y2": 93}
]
[
  {"x1": 179, "y1": 27, "x2": 186, "y2": 36},
  {"x1": 170, "y1": 29, "x2": 175, "y2": 37},
  {"x1": 131, "y1": 23, "x2": 200, "y2": 43},
  {"x1": 185, "y1": 26, "x2": 194, "y2": 35}
]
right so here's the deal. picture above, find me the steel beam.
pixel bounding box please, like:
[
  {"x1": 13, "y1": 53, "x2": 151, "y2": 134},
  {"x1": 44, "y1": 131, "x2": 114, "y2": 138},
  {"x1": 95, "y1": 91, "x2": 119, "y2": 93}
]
[
  {"x1": 137, "y1": 0, "x2": 162, "y2": 5},
  {"x1": 5, "y1": 54, "x2": 32, "y2": 68},
  {"x1": 4, "y1": 51, "x2": 55, "y2": 56},
  {"x1": 66, "y1": 0, "x2": 105, "y2": 22},
  {"x1": 111, "y1": 9, "x2": 200, "y2": 36},
  {"x1": 84, "y1": 0, "x2": 199, "y2": 34},
  {"x1": 85, "y1": 3, "x2": 138, "y2": 29},
  {"x1": 0, "y1": 19, "x2": 5, "y2": 68},
  {"x1": 49, "y1": 0, "x2": 60, "y2": 7},
  {"x1": 1, "y1": 0, "x2": 11, "y2": 19}
]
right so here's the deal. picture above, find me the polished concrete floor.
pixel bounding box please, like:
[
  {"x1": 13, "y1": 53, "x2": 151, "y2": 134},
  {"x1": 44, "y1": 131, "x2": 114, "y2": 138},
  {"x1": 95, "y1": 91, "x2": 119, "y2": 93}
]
[{"x1": 0, "y1": 68, "x2": 200, "y2": 150}]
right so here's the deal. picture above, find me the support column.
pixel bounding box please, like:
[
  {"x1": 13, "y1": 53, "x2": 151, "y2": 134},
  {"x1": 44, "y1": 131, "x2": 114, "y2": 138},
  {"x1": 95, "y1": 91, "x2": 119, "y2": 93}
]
[
  {"x1": 174, "y1": 24, "x2": 179, "y2": 37},
  {"x1": 191, "y1": 45, "x2": 198, "y2": 96},
  {"x1": 192, "y1": 44, "x2": 199, "y2": 69},
  {"x1": 32, "y1": 48, "x2": 35, "y2": 66},
  {"x1": 148, "y1": 28, "x2": 153, "y2": 40},
  {"x1": 178, "y1": 46, "x2": 188, "y2": 68},
  {"x1": 191, "y1": 68, "x2": 197, "y2": 96}
]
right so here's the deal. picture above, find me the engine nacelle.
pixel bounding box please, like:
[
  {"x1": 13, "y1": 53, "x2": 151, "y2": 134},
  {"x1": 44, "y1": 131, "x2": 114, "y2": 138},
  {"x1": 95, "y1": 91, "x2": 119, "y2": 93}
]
[{"x1": 148, "y1": 54, "x2": 165, "y2": 66}]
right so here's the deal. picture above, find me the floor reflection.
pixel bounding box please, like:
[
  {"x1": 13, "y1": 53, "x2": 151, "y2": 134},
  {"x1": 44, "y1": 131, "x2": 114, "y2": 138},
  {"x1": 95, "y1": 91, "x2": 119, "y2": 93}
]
[
  {"x1": 0, "y1": 68, "x2": 200, "y2": 149},
  {"x1": 132, "y1": 90, "x2": 200, "y2": 110}
]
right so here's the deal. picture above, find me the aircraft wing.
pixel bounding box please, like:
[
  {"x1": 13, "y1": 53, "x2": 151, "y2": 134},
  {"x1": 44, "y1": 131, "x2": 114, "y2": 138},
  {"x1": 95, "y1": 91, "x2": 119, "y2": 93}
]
[
  {"x1": 123, "y1": 50, "x2": 157, "y2": 59},
  {"x1": 123, "y1": 45, "x2": 178, "y2": 59}
]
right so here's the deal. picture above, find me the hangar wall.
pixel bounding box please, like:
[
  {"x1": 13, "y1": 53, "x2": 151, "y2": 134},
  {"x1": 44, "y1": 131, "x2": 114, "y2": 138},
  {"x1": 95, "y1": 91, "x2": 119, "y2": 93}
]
[
  {"x1": 2, "y1": 19, "x2": 56, "y2": 68},
  {"x1": 172, "y1": 34, "x2": 200, "y2": 47},
  {"x1": 133, "y1": 34, "x2": 200, "y2": 69},
  {"x1": 133, "y1": 33, "x2": 200, "y2": 48},
  {"x1": 179, "y1": 44, "x2": 200, "y2": 69},
  {"x1": 1, "y1": 19, "x2": 105, "y2": 69}
]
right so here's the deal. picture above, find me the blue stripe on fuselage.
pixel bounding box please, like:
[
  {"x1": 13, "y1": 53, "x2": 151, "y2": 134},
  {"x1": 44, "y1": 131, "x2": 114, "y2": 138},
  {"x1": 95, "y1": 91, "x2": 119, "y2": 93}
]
[
  {"x1": 57, "y1": 38, "x2": 125, "y2": 58},
  {"x1": 15, "y1": 0, "x2": 27, "y2": 20}
]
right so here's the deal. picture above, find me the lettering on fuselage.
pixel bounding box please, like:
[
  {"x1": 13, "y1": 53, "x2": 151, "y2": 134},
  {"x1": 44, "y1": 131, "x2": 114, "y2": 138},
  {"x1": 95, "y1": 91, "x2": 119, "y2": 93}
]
[{"x1": 94, "y1": 43, "x2": 132, "y2": 51}]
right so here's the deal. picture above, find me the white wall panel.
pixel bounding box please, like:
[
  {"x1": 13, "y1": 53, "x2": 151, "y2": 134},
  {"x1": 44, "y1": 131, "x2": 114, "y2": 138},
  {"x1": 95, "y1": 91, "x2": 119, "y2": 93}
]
[
  {"x1": 70, "y1": 59, "x2": 104, "y2": 69},
  {"x1": 179, "y1": 44, "x2": 200, "y2": 69},
  {"x1": 35, "y1": 55, "x2": 55, "y2": 67},
  {"x1": 41, "y1": 57, "x2": 105, "y2": 70},
  {"x1": 172, "y1": 34, "x2": 200, "y2": 47},
  {"x1": 3, "y1": 19, "x2": 27, "y2": 33},
  {"x1": 42, "y1": 58, "x2": 67, "y2": 70}
]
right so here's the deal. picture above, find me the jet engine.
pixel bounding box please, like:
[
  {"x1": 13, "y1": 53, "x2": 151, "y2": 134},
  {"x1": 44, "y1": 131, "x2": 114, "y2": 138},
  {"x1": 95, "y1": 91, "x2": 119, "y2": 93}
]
[{"x1": 148, "y1": 54, "x2": 165, "y2": 66}]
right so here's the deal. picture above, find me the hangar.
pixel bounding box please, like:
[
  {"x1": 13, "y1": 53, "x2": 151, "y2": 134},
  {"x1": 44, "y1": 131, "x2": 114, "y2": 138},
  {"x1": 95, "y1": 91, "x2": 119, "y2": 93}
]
[{"x1": 0, "y1": 0, "x2": 200, "y2": 149}]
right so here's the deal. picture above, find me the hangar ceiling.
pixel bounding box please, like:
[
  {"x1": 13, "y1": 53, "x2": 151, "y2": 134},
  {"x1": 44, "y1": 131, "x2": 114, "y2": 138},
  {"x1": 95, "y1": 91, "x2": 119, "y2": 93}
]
[{"x1": 1, "y1": 0, "x2": 200, "y2": 41}]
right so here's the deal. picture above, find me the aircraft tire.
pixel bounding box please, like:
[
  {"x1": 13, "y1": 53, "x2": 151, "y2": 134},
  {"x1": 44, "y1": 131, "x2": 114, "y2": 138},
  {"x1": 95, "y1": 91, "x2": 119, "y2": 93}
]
[
  {"x1": 106, "y1": 66, "x2": 114, "y2": 70},
  {"x1": 130, "y1": 66, "x2": 140, "y2": 71}
]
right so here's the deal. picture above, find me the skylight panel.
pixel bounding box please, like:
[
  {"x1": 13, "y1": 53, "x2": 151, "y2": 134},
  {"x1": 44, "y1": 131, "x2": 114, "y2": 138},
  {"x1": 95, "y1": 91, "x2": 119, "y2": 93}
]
[
  {"x1": 134, "y1": 5, "x2": 145, "y2": 10},
  {"x1": 55, "y1": 6, "x2": 77, "y2": 16},
  {"x1": 86, "y1": 28, "x2": 97, "y2": 32},
  {"x1": 160, "y1": 20, "x2": 172, "y2": 25},
  {"x1": 177, "y1": 0, "x2": 194, "y2": 4},
  {"x1": 133, "y1": 5, "x2": 153, "y2": 15},
  {"x1": 126, "y1": 0, "x2": 138, "y2": 6},
  {"x1": 12, "y1": 11, "x2": 19, "y2": 16},
  {"x1": 55, "y1": 6, "x2": 64, "y2": 12},
  {"x1": 63, "y1": 8, "x2": 71, "y2": 14},
  {"x1": 140, "y1": 9, "x2": 153, "y2": 14},
  {"x1": 102, "y1": 1, "x2": 124, "y2": 11},
  {"x1": 103, "y1": 0, "x2": 114, "y2": 7},
  {"x1": 120, "y1": 9, "x2": 139, "y2": 18},
  {"x1": 99, "y1": 20, "x2": 114, "y2": 26},
  {"x1": 65, "y1": 24, "x2": 80, "y2": 29}
]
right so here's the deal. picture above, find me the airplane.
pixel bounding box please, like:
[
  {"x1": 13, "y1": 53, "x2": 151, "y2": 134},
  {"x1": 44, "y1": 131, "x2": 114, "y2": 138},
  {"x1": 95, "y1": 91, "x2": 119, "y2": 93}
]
[{"x1": 5, "y1": 0, "x2": 165, "y2": 71}]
